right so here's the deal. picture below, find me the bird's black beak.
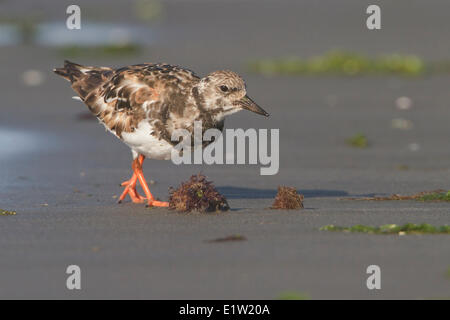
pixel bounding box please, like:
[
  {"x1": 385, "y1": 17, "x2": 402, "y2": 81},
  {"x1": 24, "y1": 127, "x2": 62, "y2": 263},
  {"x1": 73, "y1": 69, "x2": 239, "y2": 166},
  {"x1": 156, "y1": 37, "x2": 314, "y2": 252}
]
[{"x1": 238, "y1": 95, "x2": 269, "y2": 117}]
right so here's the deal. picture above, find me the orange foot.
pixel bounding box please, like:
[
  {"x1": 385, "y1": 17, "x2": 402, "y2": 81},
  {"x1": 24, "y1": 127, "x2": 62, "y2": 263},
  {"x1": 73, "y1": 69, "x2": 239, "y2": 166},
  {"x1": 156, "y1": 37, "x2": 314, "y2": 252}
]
[
  {"x1": 146, "y1": 200, "x2": 169, "y2": 208},
  {"x1": 117, "y1": 154, "x2": 169, "y2": 207},
  {"x1": 118, "y1": 173, "x2": 146, "y2": 203}
]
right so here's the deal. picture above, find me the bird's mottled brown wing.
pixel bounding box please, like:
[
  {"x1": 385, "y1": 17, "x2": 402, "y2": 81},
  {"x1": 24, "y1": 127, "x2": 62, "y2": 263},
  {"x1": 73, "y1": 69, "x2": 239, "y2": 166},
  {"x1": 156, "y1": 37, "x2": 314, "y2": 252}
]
[{"x1": 84, "y1": 63, "x2": 200, "y2": 138}]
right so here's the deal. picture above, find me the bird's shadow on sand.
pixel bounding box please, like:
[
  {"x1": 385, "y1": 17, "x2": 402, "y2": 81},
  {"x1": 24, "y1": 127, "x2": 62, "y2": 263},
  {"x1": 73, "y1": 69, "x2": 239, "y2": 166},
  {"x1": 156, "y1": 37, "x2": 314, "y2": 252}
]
[{"x1": 217, "y1": 186, "x2": 378, "y2": 199}]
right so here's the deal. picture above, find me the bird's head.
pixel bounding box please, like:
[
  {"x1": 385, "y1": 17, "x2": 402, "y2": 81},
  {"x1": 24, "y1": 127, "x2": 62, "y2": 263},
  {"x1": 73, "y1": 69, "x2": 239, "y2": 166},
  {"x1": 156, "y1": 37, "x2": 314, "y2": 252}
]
[{"x1": 195, "y1": 70, "x2": 269, "y2": 119}]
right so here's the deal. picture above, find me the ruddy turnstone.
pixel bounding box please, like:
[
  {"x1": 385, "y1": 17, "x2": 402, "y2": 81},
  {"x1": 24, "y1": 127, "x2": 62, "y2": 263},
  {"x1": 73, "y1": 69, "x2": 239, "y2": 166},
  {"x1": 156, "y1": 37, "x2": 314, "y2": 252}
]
[{"x1": 54, "y1": 61, "x2": 269, "y2": 207}]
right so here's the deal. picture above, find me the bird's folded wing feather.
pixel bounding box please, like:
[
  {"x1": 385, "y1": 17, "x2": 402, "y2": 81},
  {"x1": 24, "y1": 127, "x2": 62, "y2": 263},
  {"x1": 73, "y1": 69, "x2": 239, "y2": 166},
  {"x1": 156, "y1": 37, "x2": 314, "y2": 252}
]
[{"x1": 86, "y1": 64, "x2": 199, "y2": 140}]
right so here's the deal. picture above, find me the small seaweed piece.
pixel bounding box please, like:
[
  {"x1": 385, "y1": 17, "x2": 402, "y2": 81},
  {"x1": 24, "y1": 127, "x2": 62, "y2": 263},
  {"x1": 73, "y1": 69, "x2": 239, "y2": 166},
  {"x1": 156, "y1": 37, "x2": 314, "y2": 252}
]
[
  {"x1": 342, "y1": 189, "x2": 447, "y2": 201},
  {"x1": 271, "y1": 186, "x2": 304, "y2": 209},
  {"x1": 417, "y1": 190, "x2": 450, "y2": 202},
  {"x1": 168, "y1": 174, "x2": 229, "y2": 212},
  {"x1": 0, "y1": 209, "x2": 16, "y2": 216},
  {"x1": 320, "y1": 223, "x2": 450, "y2": 235},
  {"x1": 277, "y1": 291, "x2": 310, "y2": 300},
  {"x1": 346, "y1": 133, "x2": 369, "y2": 148},
  {"x1": 206, "y1": 235, "x2": 247, "y2": 243}
]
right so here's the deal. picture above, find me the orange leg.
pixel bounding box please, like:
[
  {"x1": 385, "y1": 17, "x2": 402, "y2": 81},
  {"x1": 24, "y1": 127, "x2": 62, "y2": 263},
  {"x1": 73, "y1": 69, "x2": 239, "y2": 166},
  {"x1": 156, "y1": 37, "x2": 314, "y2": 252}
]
[
  {"x1": 134, "y1": 156, "x2": 169, "y2": 207},
  {"x1": 120, "y1": 155, "x2": 144, "y2": 186},
  {"x1": 118, "y1": 154, "x2": 168, "y2": 207},
  {"x1": 118, "y1": 155, "x2": 145, "y2": 203},
  {"x1": 118, "y1": 173, "x2": 144, "y2": 203}
]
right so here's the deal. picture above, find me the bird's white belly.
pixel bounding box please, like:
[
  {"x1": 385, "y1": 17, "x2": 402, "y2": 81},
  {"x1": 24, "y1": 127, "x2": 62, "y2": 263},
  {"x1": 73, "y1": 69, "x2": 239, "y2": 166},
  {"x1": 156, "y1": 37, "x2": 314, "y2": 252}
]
[{"x1": 121, "y1": 120, "x2": 174, "y2": 160}]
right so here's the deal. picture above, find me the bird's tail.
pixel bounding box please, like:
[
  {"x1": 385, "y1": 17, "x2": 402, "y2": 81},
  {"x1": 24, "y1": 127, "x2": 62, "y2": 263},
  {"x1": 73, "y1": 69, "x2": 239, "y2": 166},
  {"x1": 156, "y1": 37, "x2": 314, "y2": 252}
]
[
  {"x1": 53, "y1": 60, "x2": 113, "y2": 100},
  {"x1": 53, "y1": 60, "x2": 85, "y2": 83}
]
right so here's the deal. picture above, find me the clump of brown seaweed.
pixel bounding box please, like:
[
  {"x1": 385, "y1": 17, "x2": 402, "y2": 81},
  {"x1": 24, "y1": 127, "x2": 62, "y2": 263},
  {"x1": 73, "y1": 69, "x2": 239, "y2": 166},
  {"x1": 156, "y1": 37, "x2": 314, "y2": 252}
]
[
  {"x1": 168, "y1": 174, "x2": 230, "y2": 213},
  {"x1": 271, "y1": 186, "x2": 304, "y2": 209}
]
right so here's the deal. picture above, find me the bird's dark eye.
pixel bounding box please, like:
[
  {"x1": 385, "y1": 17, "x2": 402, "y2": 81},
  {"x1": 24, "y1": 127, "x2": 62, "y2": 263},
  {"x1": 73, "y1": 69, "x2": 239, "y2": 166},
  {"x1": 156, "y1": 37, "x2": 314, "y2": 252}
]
[{"x1": 219, "y1": 85, "x2": 229, "y2": 92}]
